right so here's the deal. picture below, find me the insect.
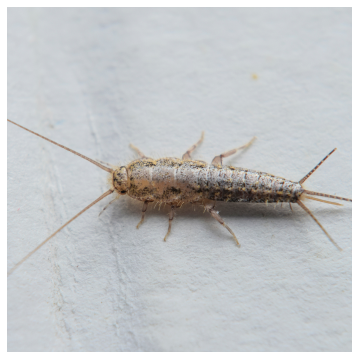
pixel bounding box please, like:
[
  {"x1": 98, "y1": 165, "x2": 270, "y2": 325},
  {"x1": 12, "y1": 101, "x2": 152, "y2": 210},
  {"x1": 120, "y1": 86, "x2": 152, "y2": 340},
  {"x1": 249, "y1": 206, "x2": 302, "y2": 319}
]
[{"x1": 7, "y1": 119, "x2": 352, "y2": 276}]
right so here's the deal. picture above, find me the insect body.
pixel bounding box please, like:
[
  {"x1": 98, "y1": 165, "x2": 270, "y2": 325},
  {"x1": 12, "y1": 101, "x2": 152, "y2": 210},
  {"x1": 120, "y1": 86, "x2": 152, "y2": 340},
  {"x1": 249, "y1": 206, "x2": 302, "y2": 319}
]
[
  {"x1": 123, "y1": 157, "x2": 304, "y2": 205},
  {"x1": 7, "y1": 119, "x2": 352, "y2": 276}
]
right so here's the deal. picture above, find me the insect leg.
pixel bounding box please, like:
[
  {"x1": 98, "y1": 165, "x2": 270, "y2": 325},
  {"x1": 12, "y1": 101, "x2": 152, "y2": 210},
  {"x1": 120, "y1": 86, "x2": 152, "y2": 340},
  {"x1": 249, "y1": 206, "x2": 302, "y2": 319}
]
[
  {"x1": 211, "y1": 136, "x2": 256, "y2": 165},
  {"x1": 129, "y1": 144, "x2": 147, "y2": 159},
  {"x1": 204, "y1": 203, "x2": 240, "y2": 246},
  {"x1": 163, "y1": 205, "x2": 175, "y2": 241},
  {"x1": 182, "y1": 132, "x2": 204, "y2": 160},
  {"x1": 136, "y1": 201, "x2": 150, "y2": 229},
  {"x1": 98, "y1": 197, "x2": 117, "y2": 217}
]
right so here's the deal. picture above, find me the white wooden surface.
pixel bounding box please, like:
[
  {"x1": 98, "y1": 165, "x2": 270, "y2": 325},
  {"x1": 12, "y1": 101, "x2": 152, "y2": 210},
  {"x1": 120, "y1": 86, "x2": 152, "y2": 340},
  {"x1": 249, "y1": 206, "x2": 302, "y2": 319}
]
[{"x1": 8, "y1": 8, "x2": 351, "y2": 351}]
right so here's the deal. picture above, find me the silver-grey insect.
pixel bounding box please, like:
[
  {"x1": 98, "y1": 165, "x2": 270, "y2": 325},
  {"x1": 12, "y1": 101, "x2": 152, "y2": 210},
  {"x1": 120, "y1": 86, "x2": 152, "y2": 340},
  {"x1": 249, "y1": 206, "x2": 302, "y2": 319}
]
[{"x1": 7, "y1": 119, "x2": 352, "y2": 276}]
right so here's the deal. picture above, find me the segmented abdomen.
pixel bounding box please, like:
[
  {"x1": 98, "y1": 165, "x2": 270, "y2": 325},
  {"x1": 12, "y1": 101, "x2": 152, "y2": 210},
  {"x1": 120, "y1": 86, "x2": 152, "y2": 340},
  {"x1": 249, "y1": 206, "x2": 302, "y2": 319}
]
[
  {"x1": 200, "y1": 165, "x2": 303, "y2": 203},
  {"x1": 127, "y1": 158, "x2": 304, "y2": 204}
]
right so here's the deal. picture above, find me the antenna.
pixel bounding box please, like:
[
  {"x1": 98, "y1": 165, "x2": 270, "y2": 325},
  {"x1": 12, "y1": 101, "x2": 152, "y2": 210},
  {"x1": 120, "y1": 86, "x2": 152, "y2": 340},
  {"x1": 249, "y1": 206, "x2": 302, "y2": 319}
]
[
  {"x1": 7, "y1": 119, "x2": 113, "y2": 173},
  {"x1": 8, "y1": 189, "x2": 114, "y2": 276}
]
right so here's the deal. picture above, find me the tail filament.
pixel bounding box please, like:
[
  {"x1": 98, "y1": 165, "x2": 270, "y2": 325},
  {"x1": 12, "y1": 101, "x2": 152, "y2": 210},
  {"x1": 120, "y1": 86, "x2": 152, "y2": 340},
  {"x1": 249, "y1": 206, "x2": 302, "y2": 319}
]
[
  {"x1": 304, "y1": 190, "x2": 351, "y2": 202},
  {"x1": 297, "y1": 200, "x2": 342, "y2": 251},
  {"x1": 300, "y1": 148, "x2": 337, "y2": 184}
]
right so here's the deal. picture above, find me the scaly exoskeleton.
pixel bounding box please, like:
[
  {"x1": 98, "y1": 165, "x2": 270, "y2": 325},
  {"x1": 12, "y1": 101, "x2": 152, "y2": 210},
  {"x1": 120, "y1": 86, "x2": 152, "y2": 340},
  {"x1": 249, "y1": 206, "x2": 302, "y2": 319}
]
[{"x1": 7, "y1": 119, "x2": 352, "y2": 276}]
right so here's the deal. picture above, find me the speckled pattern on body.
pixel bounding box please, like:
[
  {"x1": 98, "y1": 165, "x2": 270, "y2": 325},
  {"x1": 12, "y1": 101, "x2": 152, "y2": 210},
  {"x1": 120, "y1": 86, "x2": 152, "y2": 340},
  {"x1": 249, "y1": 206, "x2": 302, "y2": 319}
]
[
  {"x1": 123, "y1": 158, "x2": 304, "y2": 205},
  {"x1": 7, "y1": 119, "x2": 352, "y2": 275}
]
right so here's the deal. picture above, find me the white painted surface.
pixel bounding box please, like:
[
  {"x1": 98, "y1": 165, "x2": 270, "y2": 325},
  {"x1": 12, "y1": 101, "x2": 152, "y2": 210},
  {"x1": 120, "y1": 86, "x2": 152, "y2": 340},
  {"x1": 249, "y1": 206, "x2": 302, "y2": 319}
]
[{"x1": 8, "y1": 8, "x2": 351, "y2": 351}]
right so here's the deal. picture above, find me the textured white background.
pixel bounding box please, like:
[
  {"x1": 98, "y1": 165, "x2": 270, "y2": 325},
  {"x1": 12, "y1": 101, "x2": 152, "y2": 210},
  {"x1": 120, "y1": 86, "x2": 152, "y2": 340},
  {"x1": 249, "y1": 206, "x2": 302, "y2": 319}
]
[{"x1": 7, "y1": 8, "x2": 352, "y2": 351}]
